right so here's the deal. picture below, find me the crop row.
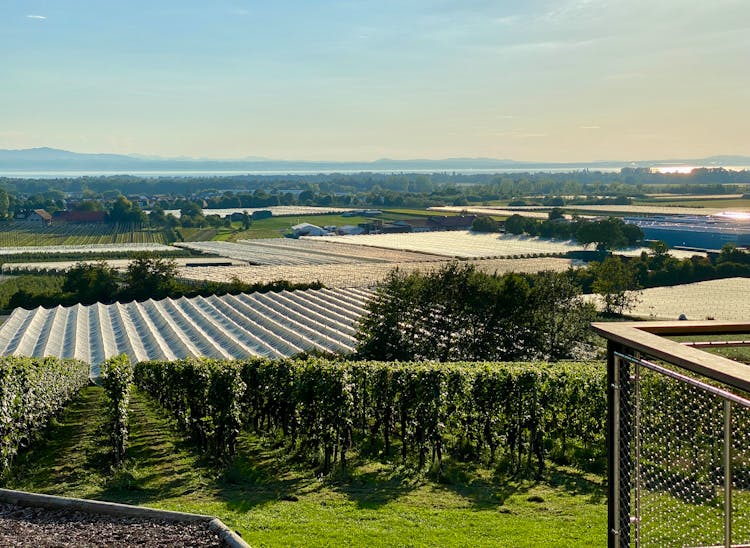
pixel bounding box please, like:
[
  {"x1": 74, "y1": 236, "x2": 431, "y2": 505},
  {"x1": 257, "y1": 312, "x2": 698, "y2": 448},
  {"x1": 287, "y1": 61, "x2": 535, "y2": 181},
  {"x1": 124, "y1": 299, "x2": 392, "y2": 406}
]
[
  {"x1": 135, "y1": 358, "x2": 607, "y2": 473},
  {"x1": 0, "y1": 356, "x2": 90, "y2": 473}
]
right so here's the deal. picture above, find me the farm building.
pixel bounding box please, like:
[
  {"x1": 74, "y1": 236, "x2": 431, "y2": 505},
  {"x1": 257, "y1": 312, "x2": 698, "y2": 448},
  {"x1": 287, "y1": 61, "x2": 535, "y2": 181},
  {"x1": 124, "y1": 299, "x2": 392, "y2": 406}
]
[
  {"x1": 27, "y1": 209, "x2": 52, "y2": 224},
  {"x1": 624, "y1": 215, "x2": 750, "y2": 250}
]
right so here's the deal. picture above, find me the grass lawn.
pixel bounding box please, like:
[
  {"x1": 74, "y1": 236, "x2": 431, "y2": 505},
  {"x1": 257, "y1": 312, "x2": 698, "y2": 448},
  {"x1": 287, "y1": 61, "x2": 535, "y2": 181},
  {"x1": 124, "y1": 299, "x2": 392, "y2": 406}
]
[{"x1": 5, "y1": 386, "x2": 607, "y2": 547}]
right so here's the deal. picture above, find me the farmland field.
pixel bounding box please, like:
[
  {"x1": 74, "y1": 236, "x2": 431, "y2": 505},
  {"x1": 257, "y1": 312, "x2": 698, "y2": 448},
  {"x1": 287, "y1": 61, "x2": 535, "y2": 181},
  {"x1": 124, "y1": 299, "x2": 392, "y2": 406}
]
[
  {"x1": 177, "y1": 257, "x2": 577, "y2": 287},
  {"x1": 0, "y1": 242, "x2": 175, "y2": 256},
  {"x1": 1, "y1": 256, "x2": 245, "y2": 274},
  {"x1": 586, "y1": 277, "x2": 750, "y2": 321},
  {"x1": 428, "y1": 206, "x2": 556, "y2": 220},
  {"x1": 176, "y1": 238, "x2": 444, "y2": 265},
  {"x1": 435, "y1": 204, "x2": 750, "y2": 216},
  {"x1": 0, "y1": 222, "x2": 167, "y2": 247},
  {"x1": 156, "y1": 205, "x2": 357, "y2": 218},
  {"x1": 506, "y1": 204, "x2": 746, "y2": 216},
  {"x1": 312, "y1": 231, "x2": 704, "y2": 260}
]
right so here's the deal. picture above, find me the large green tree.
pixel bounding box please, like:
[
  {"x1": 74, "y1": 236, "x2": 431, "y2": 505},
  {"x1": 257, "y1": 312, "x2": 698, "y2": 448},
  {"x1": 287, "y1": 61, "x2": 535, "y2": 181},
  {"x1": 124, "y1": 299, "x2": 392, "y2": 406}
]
[
  {"x1": 356, "y1": 263, "x2": 593, "y2": 362},
  {"x1": 591, "y1": 256, "x2": 640, "y2": 315},
  {"x1": 123, "y1": 255, "x2": 177, "y2": 301},
  {"x1": 62, "y1": 261, "x2": 119, "y2": 304}
]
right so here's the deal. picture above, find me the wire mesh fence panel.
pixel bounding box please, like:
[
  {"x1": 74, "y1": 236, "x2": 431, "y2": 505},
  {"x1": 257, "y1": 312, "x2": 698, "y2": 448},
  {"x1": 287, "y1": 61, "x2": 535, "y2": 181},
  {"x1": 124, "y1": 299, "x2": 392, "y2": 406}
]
[
  {"x1": 620, "y1": 357, "x2": 750, "y2": 548},
  {"x1": 731, "y1": 403, "x2": 750, "y2": 544}
]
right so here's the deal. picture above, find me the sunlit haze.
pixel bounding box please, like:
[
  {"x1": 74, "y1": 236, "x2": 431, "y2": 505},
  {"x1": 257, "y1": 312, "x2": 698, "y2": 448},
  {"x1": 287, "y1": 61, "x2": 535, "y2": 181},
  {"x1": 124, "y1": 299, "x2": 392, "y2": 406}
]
[{"x1": 2, "y1": 1, "x2": 749, "y2": 162}]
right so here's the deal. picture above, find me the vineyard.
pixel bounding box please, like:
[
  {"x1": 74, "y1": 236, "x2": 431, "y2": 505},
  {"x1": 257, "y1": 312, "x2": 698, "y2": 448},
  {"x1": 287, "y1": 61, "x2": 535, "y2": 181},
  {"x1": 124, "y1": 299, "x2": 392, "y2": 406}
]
[
  {"x1": 0, "y1": 287, "x2": 373, "y2": 374},
  {"x1": 176, "y1": 257, "x2": 576, "y2": 287},
  {"x1": 0, "y1": 222, "x2": 168, "y2": 247},
  {"x1": 0, "y1": 356, "x2": 89, "y2": 473},
  {"x1": 135, "y1": 357, "x2": 607, "y2": 473}
]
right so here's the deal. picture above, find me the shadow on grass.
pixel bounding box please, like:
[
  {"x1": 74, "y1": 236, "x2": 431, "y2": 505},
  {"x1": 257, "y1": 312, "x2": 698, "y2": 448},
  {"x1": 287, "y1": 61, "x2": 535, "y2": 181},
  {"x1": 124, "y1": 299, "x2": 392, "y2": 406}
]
[
  {"x1": 8, "y1": 386, "x2": 605, "y2": 518},
  {"x1": 91, "y1": 389, "x2": 218, "y2": 506},
  {"x1": 546, "y1": 465, "x2": 606, "y2": 504},
  {"x1": 215, "y1": 436, "x2": 309, "y2": 513}
]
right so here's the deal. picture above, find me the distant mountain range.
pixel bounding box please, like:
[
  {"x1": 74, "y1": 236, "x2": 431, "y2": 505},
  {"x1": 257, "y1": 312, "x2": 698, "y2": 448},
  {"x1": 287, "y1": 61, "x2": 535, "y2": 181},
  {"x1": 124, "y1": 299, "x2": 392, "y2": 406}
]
[{"x1": 1, "y1": 147, "x2": 749, "y2": 173}]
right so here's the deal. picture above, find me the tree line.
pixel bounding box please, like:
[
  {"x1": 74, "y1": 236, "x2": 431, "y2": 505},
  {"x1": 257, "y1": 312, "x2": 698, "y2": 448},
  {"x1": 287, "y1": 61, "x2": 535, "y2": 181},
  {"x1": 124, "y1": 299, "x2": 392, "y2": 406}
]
[
  {"x1": 0, "y1": 255, "x2": 323, "y2": 310},
  {"x1": 473, "y1": 212, "x2": 644, "y2": 251}
]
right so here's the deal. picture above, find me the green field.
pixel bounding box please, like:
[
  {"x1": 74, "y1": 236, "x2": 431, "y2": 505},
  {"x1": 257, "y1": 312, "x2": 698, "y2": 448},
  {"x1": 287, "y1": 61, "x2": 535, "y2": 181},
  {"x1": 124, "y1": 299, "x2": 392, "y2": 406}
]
[{"x1": 5, "y1": 386, "x2": 607, "y2": 547}]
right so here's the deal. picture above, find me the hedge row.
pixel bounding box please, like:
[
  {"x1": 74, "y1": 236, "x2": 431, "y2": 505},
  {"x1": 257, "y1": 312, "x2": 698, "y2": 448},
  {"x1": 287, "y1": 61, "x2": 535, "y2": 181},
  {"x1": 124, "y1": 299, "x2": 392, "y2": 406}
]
[
  {"x1": 0, "y1": 356, "x2": 90, "y2": 473},
  {"x1": 135, "y1": 358, "x2": 606, "y2": 474}
]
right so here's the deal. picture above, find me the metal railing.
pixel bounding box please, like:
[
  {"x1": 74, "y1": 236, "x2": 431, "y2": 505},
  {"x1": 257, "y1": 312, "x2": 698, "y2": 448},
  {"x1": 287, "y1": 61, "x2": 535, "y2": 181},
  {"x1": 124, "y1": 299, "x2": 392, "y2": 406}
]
[{"x1": 593, "y1": 321, "x2": 750, "y2": 548}]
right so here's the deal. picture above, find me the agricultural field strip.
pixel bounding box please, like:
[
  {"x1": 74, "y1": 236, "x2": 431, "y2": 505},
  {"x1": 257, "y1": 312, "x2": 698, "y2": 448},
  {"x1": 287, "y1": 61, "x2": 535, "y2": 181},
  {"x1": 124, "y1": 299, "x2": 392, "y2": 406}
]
[
  {"x1": 3, "y1": 257, "x2": 246, "y2": 273},
  {"x1": 506, "y1": 204, "x2": 739, "y2": 215},
  {"x1": 0, "y1": 287, "x2": 372, "y2": 375},
  {"x1": 427, "y1": 206, "x2": 556, "y2": 220},
  {"x1": 585, "y1": 277, "x2": 750, "y2": 321},
  {"x1": 312, "y1": 231, "x2": 703, "y2": 260},
  {"x1": 231, "y1": 240, "x2": 384, "y2": 264},
  {"x1": 152, "y1": 206, "x2": 356, "y2": 218},
  {"x1": 238, "y1": 237, "x2": 444, "y2": 262},
  {"x1": 176, "y1": 241, "x2": 373, "y2": 266},
  {"x1": 234, "y1": 239, "x2": 419, "y2": 263},
  {"x1": 0, "y1": 243, "x2": 174, "y2": 255},
  {"x1": 176, "y1": 257, "x2": 577, "y2": 288},
  {"x1": 431, "y1": 204, "x2": 750, "y2": 216}
]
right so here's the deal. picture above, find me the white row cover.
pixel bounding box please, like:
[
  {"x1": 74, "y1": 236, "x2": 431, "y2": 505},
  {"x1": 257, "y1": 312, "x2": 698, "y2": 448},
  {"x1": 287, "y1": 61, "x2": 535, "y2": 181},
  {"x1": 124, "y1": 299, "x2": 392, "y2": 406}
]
[
  {"x1": 0, "y1": 287, "x2": 373, "y2": 376},
  {"x1": 176, "y1": 240, "x2": 386, "y2": 266},
  {"x1": 0, "y1": 243, "x2": 175, "y2": 255}
]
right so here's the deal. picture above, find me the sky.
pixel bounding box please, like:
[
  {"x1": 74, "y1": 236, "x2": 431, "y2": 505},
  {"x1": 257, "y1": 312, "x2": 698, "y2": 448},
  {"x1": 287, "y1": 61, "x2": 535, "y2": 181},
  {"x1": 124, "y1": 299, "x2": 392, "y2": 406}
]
[{"x1": 2, "y1": 0, "x2": 749, "y2": 162}]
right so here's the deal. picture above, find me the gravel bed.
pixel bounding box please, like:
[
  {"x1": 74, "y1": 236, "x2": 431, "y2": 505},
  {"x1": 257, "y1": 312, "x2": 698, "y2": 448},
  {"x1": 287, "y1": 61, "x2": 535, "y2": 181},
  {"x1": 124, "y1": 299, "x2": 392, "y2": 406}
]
[{"x1": 0, "y1": 503, "x2": 224, "y2": 547}]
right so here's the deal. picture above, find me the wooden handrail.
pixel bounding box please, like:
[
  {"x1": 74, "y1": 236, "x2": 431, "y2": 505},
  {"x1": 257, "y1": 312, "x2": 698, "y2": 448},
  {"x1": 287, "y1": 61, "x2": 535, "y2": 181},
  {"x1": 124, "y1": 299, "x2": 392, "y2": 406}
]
[{"x1": 592, "y1": 321, "x2": 750, "y2": 394}]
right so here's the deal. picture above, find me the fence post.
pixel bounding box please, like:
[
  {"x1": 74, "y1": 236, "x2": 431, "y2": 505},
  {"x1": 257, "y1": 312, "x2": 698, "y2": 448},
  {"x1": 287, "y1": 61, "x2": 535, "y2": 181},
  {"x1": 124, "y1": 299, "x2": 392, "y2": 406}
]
[
  {"x1": 608, "y1": 341, "x2": 632, "y2": 548},
  {"x1": 724, "y1": 399, "x2": 732, "y2": 548}
]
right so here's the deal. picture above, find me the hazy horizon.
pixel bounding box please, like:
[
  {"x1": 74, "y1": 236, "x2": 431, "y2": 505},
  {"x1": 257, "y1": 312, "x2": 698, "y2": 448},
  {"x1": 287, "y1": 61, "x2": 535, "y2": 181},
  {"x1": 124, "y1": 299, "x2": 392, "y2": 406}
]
[{"x1": 3, "y1": 1, "x2": 749, "y2": 162}]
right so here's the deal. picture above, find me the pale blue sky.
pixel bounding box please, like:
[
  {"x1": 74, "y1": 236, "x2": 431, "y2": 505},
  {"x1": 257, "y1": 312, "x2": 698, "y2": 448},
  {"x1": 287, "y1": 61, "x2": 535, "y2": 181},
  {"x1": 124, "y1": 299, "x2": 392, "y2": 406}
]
[{"x1": 2, "y1": 0, "x2": 749, "y2": 161}]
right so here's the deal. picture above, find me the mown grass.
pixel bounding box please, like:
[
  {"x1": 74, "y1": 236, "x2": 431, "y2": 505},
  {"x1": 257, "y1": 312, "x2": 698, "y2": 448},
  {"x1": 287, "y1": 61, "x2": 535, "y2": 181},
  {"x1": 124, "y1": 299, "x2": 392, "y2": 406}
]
[{"x1": 5, "y1": 386, "x2": 607, "y2": 547}]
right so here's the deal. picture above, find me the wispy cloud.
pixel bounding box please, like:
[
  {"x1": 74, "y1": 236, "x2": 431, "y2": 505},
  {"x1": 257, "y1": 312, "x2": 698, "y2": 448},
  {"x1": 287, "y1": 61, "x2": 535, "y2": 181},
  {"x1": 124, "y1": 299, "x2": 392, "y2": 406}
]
[
  {"x1": 580, "y1": 125, "x2": 600, "y2": 129},
  {"x1": 26, "y1": 14, "x2": 47, "y2": 20}
]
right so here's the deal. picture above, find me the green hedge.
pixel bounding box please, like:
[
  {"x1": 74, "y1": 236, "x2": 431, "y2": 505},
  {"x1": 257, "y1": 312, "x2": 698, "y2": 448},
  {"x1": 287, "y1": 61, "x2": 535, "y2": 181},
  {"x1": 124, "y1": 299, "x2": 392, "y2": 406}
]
[
  {"x1": 0, "y1": 356, "x2": 90, "y2": 473},
  {"x1": 136, "y1": 358, "x2": 606, "y2": 474}
]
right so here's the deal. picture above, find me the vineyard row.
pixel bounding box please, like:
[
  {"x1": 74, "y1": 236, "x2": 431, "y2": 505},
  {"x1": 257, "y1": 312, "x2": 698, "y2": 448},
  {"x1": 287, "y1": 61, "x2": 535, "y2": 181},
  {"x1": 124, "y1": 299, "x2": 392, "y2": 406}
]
[{"x1": 135, "y1": 358, "x2": 608, "y2": 473}]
